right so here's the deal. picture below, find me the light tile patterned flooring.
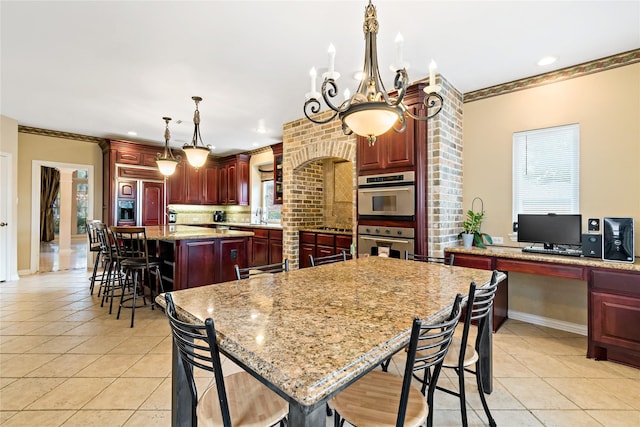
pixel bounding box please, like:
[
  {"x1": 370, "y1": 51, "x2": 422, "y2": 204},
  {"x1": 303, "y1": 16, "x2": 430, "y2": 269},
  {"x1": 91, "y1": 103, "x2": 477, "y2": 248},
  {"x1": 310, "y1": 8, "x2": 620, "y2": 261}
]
[{"x1": 1, "y1": 269, "x2": 639, "y2": 426}]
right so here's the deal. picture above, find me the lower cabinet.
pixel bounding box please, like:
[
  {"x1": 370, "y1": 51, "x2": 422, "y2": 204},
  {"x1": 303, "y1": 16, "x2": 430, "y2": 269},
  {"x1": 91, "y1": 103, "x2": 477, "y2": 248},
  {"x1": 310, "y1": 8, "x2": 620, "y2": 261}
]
[
  {"x1": 589, "y1": 269, "x2": 640, "y2": 368},
  {"x1": 232, "y1": 227, "x2": 283, "y2": 267},
  {"x1": 299, "y1": 231, "x2": 353, "y2": 269}
]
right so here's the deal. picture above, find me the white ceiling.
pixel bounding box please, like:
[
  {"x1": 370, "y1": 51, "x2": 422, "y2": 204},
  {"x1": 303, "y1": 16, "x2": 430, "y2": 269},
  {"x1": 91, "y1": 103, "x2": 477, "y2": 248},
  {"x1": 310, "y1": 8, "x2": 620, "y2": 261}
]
[{"x1": 2, "y1": 1, "x2": 639, "y2": 156}]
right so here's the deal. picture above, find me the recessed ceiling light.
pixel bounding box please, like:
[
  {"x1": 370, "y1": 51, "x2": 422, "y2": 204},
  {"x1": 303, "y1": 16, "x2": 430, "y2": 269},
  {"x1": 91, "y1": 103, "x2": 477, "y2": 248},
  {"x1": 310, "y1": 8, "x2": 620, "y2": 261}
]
[
  {"x1": 537, "y1": 56, "x2": 557, "y2": 66},
  {"x1": 127, "y1": 131, "x2": 137, "y2": 136}
]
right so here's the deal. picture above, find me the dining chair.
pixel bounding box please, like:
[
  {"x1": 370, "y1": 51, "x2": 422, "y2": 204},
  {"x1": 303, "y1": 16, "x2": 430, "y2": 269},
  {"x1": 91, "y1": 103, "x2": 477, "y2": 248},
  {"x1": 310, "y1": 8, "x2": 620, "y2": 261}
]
[
  {"x1": 86, "y1": 220, "x2": 103, "y2": 294},
  {"x1": 331, "y1": 293, "x2": 463, "y2": 427},
  {"x1": 234, "y1": 259, "x2": 289, "y2": 280},
  {"x1": 163, "y1": 293, "x2": 288, "y2": 427},
  {"x1": 110, "y1": 226, "x2": 164, "y2": 327},
  {"x1": 309, "y1": 250, "x2": 347, "y2": 267},
  {"x1": 419, "y1": 270, "x2": 500, "y2": 427},
  {"x1": 405, "y1": 251, "x2": 455, "y2": 266}
]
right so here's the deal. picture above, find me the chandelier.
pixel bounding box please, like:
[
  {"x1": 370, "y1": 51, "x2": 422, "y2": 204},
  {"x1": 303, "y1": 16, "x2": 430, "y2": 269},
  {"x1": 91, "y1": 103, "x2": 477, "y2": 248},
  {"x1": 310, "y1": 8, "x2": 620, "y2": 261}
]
[
  {"x1": 156, "y1": 116, "x2": 181, "y2": 176},
  {"x1": 303, "y1": 0, "x2": 443, "y2": 146},
  {"x1": 182, "y1": 96, "x2": 211, "y2": 168}
]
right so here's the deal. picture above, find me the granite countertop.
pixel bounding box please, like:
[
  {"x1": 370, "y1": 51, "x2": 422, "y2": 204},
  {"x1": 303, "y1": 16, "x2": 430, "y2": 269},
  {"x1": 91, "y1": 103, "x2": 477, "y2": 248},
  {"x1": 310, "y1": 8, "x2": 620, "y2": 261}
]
[
  {"x1": 447, "y1": 245, "x2": 640, "y2": 272},
  {"x1": 157, "y1": 257, "x2": 503, "y2": 408},
  {"x1": 143, "y1": 225, "x2": 254, "y2": 241}
]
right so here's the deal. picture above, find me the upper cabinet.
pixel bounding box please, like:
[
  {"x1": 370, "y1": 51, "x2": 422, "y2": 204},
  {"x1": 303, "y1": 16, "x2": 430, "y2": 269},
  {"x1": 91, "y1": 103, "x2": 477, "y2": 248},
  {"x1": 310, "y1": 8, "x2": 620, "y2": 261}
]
[
  {"x1": 357, "y1": 117, "x2": 415, "y2": 174},
  {"x1": 272, "y1": 143, "x2": 283, "y2": 204},
  {"x1": 169, "y1": 154, "x2": 249, "y2": 206}
]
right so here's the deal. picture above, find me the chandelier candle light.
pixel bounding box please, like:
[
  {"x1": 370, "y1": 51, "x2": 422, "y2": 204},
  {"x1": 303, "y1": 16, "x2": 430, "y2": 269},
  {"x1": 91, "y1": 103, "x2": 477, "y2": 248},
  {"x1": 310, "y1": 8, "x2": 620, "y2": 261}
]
[
  {"x1": 156, "y1": 116, "x2": 181, "y2": 176},
  {"x1": 303, "y1": 0, "x2": 443, "y2": 146},
  {"x1": 182, "y1": 96, "x2": 211, "y2": 169}
]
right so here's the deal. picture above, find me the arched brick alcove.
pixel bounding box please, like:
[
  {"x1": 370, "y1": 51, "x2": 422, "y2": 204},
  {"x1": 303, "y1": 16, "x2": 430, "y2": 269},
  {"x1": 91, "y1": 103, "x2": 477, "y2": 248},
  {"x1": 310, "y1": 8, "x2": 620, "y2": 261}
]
[{"x1": 281, "y1": 112, "x2": 357, "y2": 269}]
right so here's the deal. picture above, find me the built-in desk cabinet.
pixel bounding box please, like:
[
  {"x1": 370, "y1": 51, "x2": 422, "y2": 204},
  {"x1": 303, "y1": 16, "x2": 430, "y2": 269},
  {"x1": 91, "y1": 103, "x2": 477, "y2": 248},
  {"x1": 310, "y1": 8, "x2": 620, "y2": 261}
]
[
  {"x1": 447, "y1": 248, "x2": 640, "y2": 370},
  {"x1": 589, "y1": 269, "x2": 640, "y2": 367}
]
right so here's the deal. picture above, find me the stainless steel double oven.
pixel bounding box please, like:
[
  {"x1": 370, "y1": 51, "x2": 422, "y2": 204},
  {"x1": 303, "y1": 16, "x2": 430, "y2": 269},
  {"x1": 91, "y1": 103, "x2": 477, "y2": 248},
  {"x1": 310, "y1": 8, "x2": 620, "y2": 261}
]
[{"x1": 357, "y1": 171, "x2": 415, "y2": 257}]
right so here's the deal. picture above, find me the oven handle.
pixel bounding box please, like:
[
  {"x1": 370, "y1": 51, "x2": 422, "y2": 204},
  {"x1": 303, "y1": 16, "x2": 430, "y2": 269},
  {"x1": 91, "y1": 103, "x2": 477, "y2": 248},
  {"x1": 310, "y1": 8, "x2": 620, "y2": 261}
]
[
  {"x1": 358, "y1": 186, "x2": 413, "y2": 193},
  {"x1": 360, "y1": 236, "x2": 411, "y2": 244}
]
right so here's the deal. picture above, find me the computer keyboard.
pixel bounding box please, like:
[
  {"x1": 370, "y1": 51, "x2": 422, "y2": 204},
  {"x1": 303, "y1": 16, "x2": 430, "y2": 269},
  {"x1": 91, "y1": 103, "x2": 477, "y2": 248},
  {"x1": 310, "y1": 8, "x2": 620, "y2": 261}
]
[{"x1": 522, "y1": 247, "x2": 583, "y2": 257}]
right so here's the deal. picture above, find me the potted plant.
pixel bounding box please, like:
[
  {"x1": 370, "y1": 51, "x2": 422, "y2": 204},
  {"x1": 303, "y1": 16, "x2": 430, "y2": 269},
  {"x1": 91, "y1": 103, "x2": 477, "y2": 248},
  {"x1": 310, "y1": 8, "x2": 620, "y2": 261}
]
[{"x1": 459, "y1": 208, "x2": 493, "y2": 249}]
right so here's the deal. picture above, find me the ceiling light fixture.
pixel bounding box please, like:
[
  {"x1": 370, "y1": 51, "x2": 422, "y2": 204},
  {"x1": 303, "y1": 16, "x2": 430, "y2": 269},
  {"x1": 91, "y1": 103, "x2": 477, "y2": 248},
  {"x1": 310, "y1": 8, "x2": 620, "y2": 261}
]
[
  {"x1": 303, "y1": 0, "x2": 443, "y2": 146},
  {"x1": 156, "y1": 117, "x2": 181, "y2": 176},
  {"x1": 537, "y1": 56, "x2": 557, "y2": 66},
  {"x1": 182, "y1": 96, "x2": 211, "y2": 168}
]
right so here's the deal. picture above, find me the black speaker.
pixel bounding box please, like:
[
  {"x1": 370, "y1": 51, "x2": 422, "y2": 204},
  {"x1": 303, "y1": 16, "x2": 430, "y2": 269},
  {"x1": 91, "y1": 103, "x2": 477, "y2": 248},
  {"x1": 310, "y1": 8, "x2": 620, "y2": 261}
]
[
  {"x1": 603, "y1": 217, "x2": 634, "y2": 263},
  {"x1": 582, "y1": 233, "x2": 602, "y2": 258}
]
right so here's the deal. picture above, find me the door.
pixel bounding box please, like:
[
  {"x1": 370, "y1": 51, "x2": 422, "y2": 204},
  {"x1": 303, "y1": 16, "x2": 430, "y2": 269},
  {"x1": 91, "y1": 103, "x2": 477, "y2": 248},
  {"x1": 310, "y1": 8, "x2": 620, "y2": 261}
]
[
  {"x1": 0, "y1": 153, "x2": 10, "y2": 281},
  {"x1": 142, "y1": 181, "x2": 164, "y2": 226}
]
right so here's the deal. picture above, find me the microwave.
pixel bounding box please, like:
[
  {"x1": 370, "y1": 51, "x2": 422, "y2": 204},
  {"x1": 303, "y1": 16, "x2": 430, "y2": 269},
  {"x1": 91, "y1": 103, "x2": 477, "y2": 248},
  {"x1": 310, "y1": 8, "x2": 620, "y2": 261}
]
[{"x1": 357, "y1": 171, "x2": 415, "y2": 219}]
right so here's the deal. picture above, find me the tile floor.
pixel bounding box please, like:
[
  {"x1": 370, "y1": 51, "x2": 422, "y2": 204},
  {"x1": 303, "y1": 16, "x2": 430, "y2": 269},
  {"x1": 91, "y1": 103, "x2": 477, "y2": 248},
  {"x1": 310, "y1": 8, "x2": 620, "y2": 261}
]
[{"x1": 1, "y1": 269, "x2": 639, "y2": 426}]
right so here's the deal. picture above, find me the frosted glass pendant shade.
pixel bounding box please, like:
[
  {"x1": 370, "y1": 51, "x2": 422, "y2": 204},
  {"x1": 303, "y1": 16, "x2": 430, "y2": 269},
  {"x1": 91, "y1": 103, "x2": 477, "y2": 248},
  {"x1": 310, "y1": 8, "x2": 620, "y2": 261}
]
[{"x1": 183, "y1": 146, "x2": 209, "y2": 168}]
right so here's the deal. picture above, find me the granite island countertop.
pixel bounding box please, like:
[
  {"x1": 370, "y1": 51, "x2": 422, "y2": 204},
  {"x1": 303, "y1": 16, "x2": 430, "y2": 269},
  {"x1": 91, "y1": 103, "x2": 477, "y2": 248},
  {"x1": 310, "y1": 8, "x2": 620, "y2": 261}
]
[
  {"x1": 157, "y1": 257, "x2": 503, "y2": 408},
  {"x1": 446, "y1": 245, "x2": 640, "y2": 272},
  {"x1": 143, "y1": 225, "x2": 254, "y2": 241}
]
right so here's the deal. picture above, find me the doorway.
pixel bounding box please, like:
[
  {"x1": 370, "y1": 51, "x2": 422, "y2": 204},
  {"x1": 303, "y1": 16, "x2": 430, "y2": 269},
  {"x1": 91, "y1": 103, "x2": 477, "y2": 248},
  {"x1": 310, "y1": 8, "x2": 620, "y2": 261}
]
[
  {"x1": 30, "y1": 161, "x2": 94, "y2": 274},
  {"x1": 0, "y1": 153, "x2": 13, "y2": 282}
]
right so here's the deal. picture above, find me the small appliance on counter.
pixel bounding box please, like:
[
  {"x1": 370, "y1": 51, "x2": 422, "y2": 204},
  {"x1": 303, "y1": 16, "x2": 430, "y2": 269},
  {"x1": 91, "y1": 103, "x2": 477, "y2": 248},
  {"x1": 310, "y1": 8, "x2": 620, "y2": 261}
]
[
  {"x1": 213, "y1": 210, "x2": 226, "y2": 222},
  {"x1": 168, "y1": 209, "x2": 177, "y2": 224}
]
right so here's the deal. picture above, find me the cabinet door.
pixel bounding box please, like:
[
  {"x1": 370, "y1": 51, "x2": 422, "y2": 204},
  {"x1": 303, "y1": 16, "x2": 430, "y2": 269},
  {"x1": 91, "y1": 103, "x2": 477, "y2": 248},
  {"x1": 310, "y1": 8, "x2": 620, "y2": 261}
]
[
  {"x1": 226, "y1": 162, "x2": 238, "y2": 204},
  {"x1": 358, "y1": 136, "x2": 384, "y2": 172},
  {"x1": 269, "y1": 230, "x2": 283, "y2": 264},
  {"x1": 202, "y1": 163, "x2": 219, "y2": 205},
  {"x1": 385, "y1": 118, "x2": 415, "y2": 169},
  {"x1": 251, "y1": 237, "x2": 269, "y2": 267},
  {"x1": 237, "y1": 158, "x2": 250, "y2": 206},
  {"x1": 300, "y1": 243, "x2": 315, "y2": 269},
  {"x1": 591, "y1": 291, "x2": 640, "y2": 353},
  {"x1": 167, "y1": 162, "x2": 186, "y2": 204},
  {"x1": 118, "y1": 180, "x2": 136, "y2": 199},
  {"x1": 141, "y1": 181, "x2": 164, "y2": 226},
  {"x1": 218, "y1": 165, "x2": 229, "y2": 204},
  {"x1": 273, "y1": 143, "x2": 283, "y2": 204},
  {"x1": 218, "y1": 238, "x2": 247, "y2": 283},
  {"x1": 185, "y1": 166, "x2": 202, "y2": 204}
]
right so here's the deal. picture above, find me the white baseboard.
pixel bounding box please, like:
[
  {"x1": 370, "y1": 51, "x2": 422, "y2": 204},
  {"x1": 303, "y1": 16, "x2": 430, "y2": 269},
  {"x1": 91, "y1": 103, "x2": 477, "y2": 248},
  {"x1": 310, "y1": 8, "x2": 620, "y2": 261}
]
[
  {"x1": 508, "y1": 310, "x2": 588, "y2": 336},
  {"x1": 17, "y1": 269, "x2": 31, "y2": 277}
]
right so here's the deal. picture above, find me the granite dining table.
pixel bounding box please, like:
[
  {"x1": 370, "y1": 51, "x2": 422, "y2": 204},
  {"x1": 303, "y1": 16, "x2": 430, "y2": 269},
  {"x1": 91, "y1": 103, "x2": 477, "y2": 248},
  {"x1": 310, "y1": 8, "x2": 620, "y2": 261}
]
[{"x1": 157, "y1": 256, "x2": 504, "y2": 427}]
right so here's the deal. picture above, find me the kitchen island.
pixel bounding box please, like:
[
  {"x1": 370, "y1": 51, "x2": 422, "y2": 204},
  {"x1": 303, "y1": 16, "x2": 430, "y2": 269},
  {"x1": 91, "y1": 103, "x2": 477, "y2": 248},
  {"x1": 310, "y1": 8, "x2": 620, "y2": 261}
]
[{"x1": 144, "y1": 225, "x2": 254, "y2": 290}]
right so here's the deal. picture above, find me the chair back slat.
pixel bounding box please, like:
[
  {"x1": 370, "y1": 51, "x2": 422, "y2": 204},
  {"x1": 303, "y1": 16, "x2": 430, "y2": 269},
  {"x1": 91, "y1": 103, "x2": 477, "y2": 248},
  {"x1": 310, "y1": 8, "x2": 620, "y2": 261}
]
[
  {"x1": 405, "y1": 251, "x2": 455, "y2": 266},
  {"x1": 110, "y1": 226, "x2": 149, "y2": 264},
  {"x1": 234, "y1": 259, "x2": 289, "y2": 280},
  {"x1": 310, "y1": 250, "x2": 348, "y2": 267}
]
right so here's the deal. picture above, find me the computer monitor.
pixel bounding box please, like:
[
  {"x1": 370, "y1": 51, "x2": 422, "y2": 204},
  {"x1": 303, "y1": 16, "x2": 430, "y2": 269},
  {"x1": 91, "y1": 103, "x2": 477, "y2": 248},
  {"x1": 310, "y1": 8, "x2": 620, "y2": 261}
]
[{"x1": 517, "y1": 213, "x2": 582, "y2": 249}]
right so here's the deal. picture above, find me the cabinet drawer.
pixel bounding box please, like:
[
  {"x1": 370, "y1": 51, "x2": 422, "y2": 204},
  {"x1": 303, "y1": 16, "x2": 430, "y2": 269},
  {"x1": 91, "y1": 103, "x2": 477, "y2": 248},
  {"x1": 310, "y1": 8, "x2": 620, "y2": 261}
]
[
  {"x1": 142, "y1": 152, "x2": 160, "y2": 167},
  {"x1": 452, "y1": 253, "x2": 494, "y2": 270},
  {"x1": 336, "y1": 235, "x2": 353, "y2": 249},
  {"x1": 116, "y1": 150, "x2": 142, "y2": 165},
  {"x1": 269, "y1": 230, "x2": 282, "y2": 241},
  {"x1": 300, "y1": 232, "x2": 316, "y2": 244},
  {"x1": 496, "y1": 258, "x2": 585, "y2": 280},
  {"x1": 316, "y1": 233, "x2": 335, "y2": 246},
  {"x1": 251, "y1": 229, "x2": 269, "y2": 239},
  {"x1": 591, "y1": 270, "x2": 640, "y2": 297}
]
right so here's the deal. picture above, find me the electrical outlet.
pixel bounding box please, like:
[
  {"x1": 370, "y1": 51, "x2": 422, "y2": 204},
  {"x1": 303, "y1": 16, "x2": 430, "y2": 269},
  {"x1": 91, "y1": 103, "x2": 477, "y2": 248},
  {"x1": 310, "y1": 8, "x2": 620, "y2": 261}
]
[{"x1": 492, "y1": 236, "x2": 504, "y2": 245}]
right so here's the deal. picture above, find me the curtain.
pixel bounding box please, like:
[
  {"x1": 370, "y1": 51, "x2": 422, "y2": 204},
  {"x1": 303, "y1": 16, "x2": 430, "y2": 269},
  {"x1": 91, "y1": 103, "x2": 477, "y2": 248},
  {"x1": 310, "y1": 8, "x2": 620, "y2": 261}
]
[{"x1": 40, "y1": 166, "x2": 60, "y2": 242}]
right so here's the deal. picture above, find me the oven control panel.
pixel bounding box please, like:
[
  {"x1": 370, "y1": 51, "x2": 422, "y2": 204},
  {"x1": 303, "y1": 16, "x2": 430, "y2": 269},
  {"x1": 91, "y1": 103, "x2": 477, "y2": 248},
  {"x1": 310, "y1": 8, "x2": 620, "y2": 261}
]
[{"x1": 358, "y1": 225, "x2": 415, "y2": 238}]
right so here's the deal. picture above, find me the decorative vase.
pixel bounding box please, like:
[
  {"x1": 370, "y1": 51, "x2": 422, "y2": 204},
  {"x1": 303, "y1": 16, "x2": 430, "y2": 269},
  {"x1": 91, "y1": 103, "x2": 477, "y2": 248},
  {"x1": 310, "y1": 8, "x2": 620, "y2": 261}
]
[{"x1": 462, "y1": 233, "x2": 474, "y2": 248}]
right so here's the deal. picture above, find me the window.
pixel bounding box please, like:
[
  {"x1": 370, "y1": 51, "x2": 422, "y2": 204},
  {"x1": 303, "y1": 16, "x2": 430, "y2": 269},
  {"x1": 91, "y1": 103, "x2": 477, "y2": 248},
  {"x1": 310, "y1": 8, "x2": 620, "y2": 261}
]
[{"x1": 512, "y1": 124, "x2": 580, "y2": 220}]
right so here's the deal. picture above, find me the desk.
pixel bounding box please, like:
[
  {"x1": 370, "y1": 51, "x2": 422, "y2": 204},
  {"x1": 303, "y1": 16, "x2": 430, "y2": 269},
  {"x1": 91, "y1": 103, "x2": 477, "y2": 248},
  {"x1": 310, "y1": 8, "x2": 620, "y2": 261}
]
[
  {"x1": 446, "y1": 246, "x2": 640, "y2": 369},
  {"x1": 158, "y1": 257, "x2": 502, "y2": 427}
]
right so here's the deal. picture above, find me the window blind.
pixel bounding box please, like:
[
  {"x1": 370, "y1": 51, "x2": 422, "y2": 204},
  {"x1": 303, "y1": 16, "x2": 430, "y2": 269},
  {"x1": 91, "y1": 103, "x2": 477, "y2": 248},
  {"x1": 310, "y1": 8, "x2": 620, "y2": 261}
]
[{"x1": 512, "y1": 124, "x2": 580, "y2": 220}]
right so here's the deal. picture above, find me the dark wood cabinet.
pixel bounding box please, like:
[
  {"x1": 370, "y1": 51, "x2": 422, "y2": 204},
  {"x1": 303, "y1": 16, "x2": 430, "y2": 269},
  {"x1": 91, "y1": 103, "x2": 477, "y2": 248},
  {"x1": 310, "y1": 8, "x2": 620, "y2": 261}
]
[
  {"x1": 272, "y1": 142, "x2": 283, "y2": 204},
  {"x1": 118, "y1": 180, "x2": 136, "y2": 199},
  {"x1": 167, "y1": 161, "x2": 186, "y2": 204},
  {"x1": 299, "y1": 231, "x2": 353, "y2": 269},
  {"x1": 141, "y1": 181, "x2": 163, "y2": 226},
  {"x1": 231, "y1": 227, "x2": 282, "y2": 268},
  {"x1": 185, "y1": 166, "x2": 203, "y2": 205},
  {"x1": 590, "y1": 269, "x2": 640, "y2": 367},
  {"x1": 218, "y1": 154, "x2": 250, "y2": 205},
  {"x1": 167, "y1": 158, "x2": 226, "y2": 206},
  {"x1": 357, "y1": 117, "x2": 415, "y2": 173},
  {"x1": 203, "y1": 163, "x2": 219, "y2": 204}
]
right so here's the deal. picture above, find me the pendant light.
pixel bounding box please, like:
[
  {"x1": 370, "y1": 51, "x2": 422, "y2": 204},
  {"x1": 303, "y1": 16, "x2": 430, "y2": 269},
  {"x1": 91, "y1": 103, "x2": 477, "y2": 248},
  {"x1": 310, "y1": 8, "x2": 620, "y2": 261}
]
[
  {"x1": 303, "y1": 0, "x2": 443, "y2": 146},
  {"x1": 156, "y1": 116, "x2": 180, "y2": 176},
  {"x1": 182, "y1": 96, "x2": 211, "y2": 168}
]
